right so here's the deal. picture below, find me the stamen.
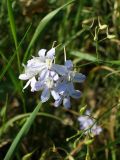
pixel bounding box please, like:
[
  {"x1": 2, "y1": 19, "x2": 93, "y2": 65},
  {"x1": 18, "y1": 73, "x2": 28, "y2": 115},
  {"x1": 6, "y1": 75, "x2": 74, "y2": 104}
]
[
  {"x1": 64, "y1": 46, "x2": 66, "y2": 62},
  {"x1": 52, "y1": 41, "x2": 57, "y2": 48}
]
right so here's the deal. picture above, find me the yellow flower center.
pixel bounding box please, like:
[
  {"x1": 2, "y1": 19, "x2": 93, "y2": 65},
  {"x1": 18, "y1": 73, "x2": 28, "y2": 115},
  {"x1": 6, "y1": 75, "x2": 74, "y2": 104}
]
[
  {"x1": 46, "y1": 59, "x2": 52, "y2": 69},
  {"x1": 46, "y1": 78, "x2": 53, "y2": 88}
]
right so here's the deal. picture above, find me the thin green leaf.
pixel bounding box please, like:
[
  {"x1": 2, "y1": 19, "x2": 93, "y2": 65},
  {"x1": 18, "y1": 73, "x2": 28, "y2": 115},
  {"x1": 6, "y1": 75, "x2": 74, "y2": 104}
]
[
  {"x1": 71, "y1": 51, "x2": 120, "y2": 65},
  {"x1": 0, "y1": 51, "x2": 20, "y2": 91},
  {"x1": 22, "y1": 150, "x2": 35, "y2": 160},
  {"x1": 71, "y1": 51, "x2": 98, "y2": 62},
  {"x1": 7, "y1": 0, "x2": 18, "y2": 48},
  {"x1": 23, "y1": 0, "x2": 75, "y2": 63},
  {"x1": 0, "y1": 51, "x2": 16, "y2": 81},
  {"x1": 1, "y1": 95, "x2": 8, "y2": 123},
  {"x1": 7, "y1": 0, "x2": 21, "y2": 72},
  {"x1": 4, "y1": 102, "x2": 42, "y2": 160},
  {"x1": 106, "y1": 60, "x2": 120, "y2": 65}
]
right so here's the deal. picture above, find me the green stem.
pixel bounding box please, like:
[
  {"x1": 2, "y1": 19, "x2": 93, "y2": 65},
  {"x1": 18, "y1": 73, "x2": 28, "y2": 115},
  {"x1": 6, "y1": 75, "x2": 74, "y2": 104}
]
[
  {"x1": 86, "y1": 145, "x2": 90, "y2": 160},
  {"x1": 96, "y1": 40, "x2": 99, "y2": 61},
  {"x1": 111, "y1": 146, "x2": 116, "y2": 160}
]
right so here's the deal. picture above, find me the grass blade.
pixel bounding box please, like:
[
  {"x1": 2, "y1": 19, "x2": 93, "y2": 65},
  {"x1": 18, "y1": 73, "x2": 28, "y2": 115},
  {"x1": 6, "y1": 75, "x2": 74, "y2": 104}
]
[
  {"x1": 71, "y1": 51, "x2": 98, "y2": 62},
  {"x1": 23, "y1": 0, "x2": 75, "y2": 63},
  {"x1": 7, "y1": 0, "x2": 18, "y2": 48},
  {"x1": 7, "y1": 0, "x2": 21, "y2": 73},
  {"x1": 0, "y1": 51, "x2": 16, "y2": 80},
  {"x1": 71, "y1": 51, "x2": 120, "y2": 65},
  {"x1": 0, "y1": 51, "x2": 20, "y2": 91},
  {"x1": 106, "y1": 60, "x2": 120, "y2": 65},
  {"x1": 4, "y1": 102, "x2": 42, "y2": 160}
]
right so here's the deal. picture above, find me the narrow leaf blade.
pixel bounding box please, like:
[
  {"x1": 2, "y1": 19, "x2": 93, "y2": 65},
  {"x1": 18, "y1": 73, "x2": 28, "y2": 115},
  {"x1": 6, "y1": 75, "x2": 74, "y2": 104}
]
[
  {"x1": 4, "y1": 103, "x2": 42, "y2": 160},
  {"x1": 71, "y1": 51, "x2": 98, "y2": 62},
  {"x1": 7, "y1": 0, "x2": 18, "y2": 48}
]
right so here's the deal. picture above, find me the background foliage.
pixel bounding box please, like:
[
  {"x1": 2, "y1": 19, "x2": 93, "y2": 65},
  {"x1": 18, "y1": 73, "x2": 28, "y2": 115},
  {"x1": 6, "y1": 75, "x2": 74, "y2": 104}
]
[{"x1": 0, "y1": 0, "x2": 120, "y2": 159}]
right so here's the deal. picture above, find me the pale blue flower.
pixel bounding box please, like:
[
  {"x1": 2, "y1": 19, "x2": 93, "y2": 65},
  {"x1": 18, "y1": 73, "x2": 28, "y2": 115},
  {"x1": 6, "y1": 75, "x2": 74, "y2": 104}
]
[
  {"x1": 19, "y1": 48, "x2": 67, "y2": 91},
  {"x1": 37, "y1": 48, "x2": 68, "y2": 77},
  {"x1": 54, "y1": 81, "x2": 81, "y2": 108},
  {"x1": 65, "y1": 60, "x2": 86, "y2": 83},
  {"x1": 53, "y1": 60, "x2": 86, "y2": 108},
  {"x1": 78, "y1": 110, "x2": 102, "y2": 136},
  {"x1": 35, "y1": 69, "x2": 60, "y2": 103},
  {"x1": 19, "y1": 48, "x2": 54, "y2": 91},
  {"x1": 19, "y1": 47, "x2": 86, "y2": 106}
]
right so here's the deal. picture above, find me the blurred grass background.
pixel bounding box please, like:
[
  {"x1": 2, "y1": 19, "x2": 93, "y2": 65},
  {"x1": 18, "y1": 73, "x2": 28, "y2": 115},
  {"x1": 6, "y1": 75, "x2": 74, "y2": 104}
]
[{"x1": 1, "y1": 0, "x2": 120, "y2": 159}]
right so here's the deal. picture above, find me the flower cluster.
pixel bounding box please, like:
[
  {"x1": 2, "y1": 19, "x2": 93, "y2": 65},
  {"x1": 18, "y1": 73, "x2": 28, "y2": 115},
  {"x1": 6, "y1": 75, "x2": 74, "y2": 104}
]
[
  {"x1": 78, "y1": 110, "x2": 102, "y2": 136},
  {"x1": 19, "y1": 47, "x2": 86, "y2": 108}
]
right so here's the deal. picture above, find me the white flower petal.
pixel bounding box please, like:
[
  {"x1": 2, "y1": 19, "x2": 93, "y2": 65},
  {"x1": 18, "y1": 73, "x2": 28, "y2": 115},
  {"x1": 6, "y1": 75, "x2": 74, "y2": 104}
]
[
  {"x1": 19, "y1": 73, "x2": 31, "y2": 80},
  {"x1": 51, "y1": 90, "x2": 60, "y2": 100},
  {"x1": 25, "y1": 65, "x2": 46, "y2": 77},
  {"x1": 27, "y1": 57, "x2": 44, "y2": 68},
  {"x1": 50, "y1": 71, "x2": 55, "y2": 77},
  {"x1": 30, "y1": 77, "x2": 37, "y2": 92},
  {"x1": 46, "y1": 48, "x2": 55, "y2": 59},
  {"x1": 38, "y1": 49, "x2": 46, "y2": 57},
  {"x1": 27, "y1": 59, "x2": 36, "y2": 67},
  {"x1": 54, "y1": 97, "x2": 62, "y2": 107},
  {"x1": 53, "y1": 74, "x2": 59, "y2": 81},
  {"x1": 27, "y1": 60, "x2": 45, "y2": 69},
  {"x1": 41, "y1": 87, "x2": 50, "y2": 102},
  {"x1": 49, "y1": 71, "x2": 59, "y2": 81},
  {"x1": 38, "y1": 69, "x2": 49, "y2": 81},
  {"x1": 23, "y1": 79, "x2": 31, "y2": 90}
]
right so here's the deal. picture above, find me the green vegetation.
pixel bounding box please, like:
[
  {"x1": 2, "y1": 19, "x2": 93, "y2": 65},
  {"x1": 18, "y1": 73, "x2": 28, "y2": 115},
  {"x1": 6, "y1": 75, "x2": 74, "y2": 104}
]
[{"x1": 0, "y1": 0, "x2": 120, "y2": 159}]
